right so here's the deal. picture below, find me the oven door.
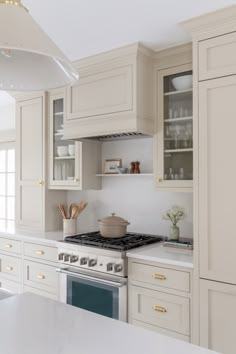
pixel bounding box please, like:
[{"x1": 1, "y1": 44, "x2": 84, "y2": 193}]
[{"x1": 57, "y1": 267, "x2": 127, "y2": 322}]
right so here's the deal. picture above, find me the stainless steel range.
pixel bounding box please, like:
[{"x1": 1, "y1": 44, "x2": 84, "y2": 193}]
[{"x1": 57, "y1": 232, "x2": 163, "y2": 322}]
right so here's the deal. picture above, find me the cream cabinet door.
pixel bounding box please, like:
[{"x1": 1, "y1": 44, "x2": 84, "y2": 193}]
[
  {"x1": 199, "y1": 76, "x2": 236, "y2": 284},
  {"x1": 16, "y1": 95, "x2": 44, "y2": 229},
  {"x1": 66, "y1": 65, "x2": 133, "y2": 121},
  {"x1": 200, "y1": 279, "x2": 236, "y2": 354}
]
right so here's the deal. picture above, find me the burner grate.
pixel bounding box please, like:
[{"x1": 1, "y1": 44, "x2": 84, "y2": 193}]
[{"x1": 64, "y1": 231, "x2": 163, "y2": 251}]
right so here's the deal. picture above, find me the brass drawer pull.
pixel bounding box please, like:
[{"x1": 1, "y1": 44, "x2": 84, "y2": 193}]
[
  {"x1": 5, "y1": 266, "x2": 13, "y2": 271},
  {"x1": 153, "y1": 305, "x2": 167, "y2": 313},
  {"x1": 37, "y1": 274, "x2": 46, "y2": 280},
  {"x1": 5, "y1": 244, "x2": 13, "y2": 248},
  {"x1": 152, "y1": 274, "x2": 166, "y2": 280},
  {"x1": 35, "y1": 250, "x2": 45, "y2": 255},
  {"x1": 38, "y1": 180, "x2": 44, "y2": 186}
]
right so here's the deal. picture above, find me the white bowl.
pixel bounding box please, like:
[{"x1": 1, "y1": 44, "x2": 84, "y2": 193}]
[
  {"x1": 57, "y1": 146, "x2": 68, "y2": 157},
  {"x1": 68, "y1": 144, "x2": 75, "y2": 156},
  {"x1": 172, "y1": 75, "x2": 192, "y2": 91}
]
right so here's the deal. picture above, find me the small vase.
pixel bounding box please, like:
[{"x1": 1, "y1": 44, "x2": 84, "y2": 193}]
[{"x1": 170, "y1": 226, "x2": 179, "y2": 241}]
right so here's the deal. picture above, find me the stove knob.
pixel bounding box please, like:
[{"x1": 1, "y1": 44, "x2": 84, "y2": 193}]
[
  {"x1": 88, "y1": 259, "x2": 97, "y2": 267},
  {"x1": 107, "y1": 263, "x2": 114, "y2": 272},
  {"x1": 70, "y1": 255, "x2": 79, "y2": 263},
  {"x1": 58, "y1": 253, "x2": 65, "y2": 261},
  {"x1": 80, "y1": 257, "x2": 88, "y2": 265},
  {"x1": 63, "y1": 254, "x2": 70, "y2": 262},
  {"x1": 114, "y1": 264, "x2": 123, "y2": 273}
]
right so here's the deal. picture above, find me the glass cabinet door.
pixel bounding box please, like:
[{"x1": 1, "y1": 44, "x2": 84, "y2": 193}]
[
  {"x1": 49, "y1": 91, "x2": 80, "y2": 189},
  {"x1": 157, "y1": 64, "x2": 193, "y2": 190}
]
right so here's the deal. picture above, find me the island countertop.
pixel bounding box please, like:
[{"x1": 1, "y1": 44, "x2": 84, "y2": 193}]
[{"x1": 0, "y1": 293, "x2": 218, "y2": 354}]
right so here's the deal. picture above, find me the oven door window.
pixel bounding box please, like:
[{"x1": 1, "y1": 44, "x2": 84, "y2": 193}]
[{"x1": 67, "y1": 275, "x2": 119, "y2": 319}]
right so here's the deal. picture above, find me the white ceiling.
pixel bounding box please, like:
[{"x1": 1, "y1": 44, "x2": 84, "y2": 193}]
[{"x1": 23, "y1": 0, "x2": 236, "y2": 61}]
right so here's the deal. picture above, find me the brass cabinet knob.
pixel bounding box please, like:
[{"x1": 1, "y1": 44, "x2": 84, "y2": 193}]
[
  {"x1": 156, "y1": 177, "x2": 162, "y2": 183},
  {"x1": 152, "y1": 274, "x2": 166, "y2": 280},
  {"x1": 5, "y1": 266, "x2": 13, "y2": 271},
  {"x1": 5, "y1": 244, "x2": 13, "y2": 248},
  {"x1": 37, "y1": 274, "x2": 46, "y2": 280},
  {"x1": 153, "y1": 305, "x2": 167, "y2": 313},
  {"x1": 38, "y1": 180, "x2": 44, "y2": 186},
  {"x1": 35, "y1": 250, "x2": 45, "y2": 255}
]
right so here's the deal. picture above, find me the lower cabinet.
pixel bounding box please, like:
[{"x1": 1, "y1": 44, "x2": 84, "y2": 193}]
[
  {"x1": 200, "y1": 279, "x2": 236, "y2": 354},
  {"x1": 0, "y1": 277, "x2": 22, "y2": 294},
  {"x1": 128, "y1": 259, "x2": 192, "y2": 342},
  {"x1": 23, "y1": 285, "x2": 58, "y2": 300}
]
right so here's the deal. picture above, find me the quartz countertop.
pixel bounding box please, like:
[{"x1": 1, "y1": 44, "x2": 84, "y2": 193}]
[
  {"x1": 127, "y1": 242, "x2": 193, "y2": 268},
  {"x1": 0, "y1": 229, "x2": 64, "y2": 245},
  {"x1": 0, "y1": 293, "x2": 218, "y2": 354}
]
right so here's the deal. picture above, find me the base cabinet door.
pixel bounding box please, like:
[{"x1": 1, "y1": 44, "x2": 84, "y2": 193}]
[{"x1": 200, "y1": 279, "x2": 236, "y2": 354}]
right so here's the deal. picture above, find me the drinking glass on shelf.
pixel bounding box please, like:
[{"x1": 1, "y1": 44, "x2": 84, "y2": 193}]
[{"x1": 179, "y1": 168, "x2": 185, "y2": 180}]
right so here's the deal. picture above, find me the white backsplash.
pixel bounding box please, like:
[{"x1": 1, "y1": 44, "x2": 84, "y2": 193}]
[{"x1": 67, "y1": 138, "x2": 193, "y2": 238}]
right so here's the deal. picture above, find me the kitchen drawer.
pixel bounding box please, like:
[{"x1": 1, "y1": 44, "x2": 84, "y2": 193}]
[
  {"x1": 24, "y1": 242, "x2": 58, "y2": 263},
  {"x1": 24, "y1": 260, "x2": 58, "y2": 294},
  {"x1": 0, "y1": 254, "x2": 22, "y2": 282},
  {"x1": 131, "y1": 319, "x2": 190, "y2": 342},
  {"x1": 0, "y1": 277, "x2": 22, "y2": 294},
  {"x1": 129, "y1": 262, "x2": 190, "y2": 292},
  {"x1": 23, "y1": 285, "x2": 58, "y2": 300},
  {"x1": 0, "y1": 237, "x2": 22, "y2": 255},
  {"x1": 199, "y1": 32, "x2": 236, "y2": 80},
  {"x1": 130, "y1": 285, "x2": 190, "y2": 335}
]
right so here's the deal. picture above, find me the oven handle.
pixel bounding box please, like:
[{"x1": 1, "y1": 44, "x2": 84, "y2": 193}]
[{"x1": 56, "y1": 268, "x2": 127, "y2": 288}]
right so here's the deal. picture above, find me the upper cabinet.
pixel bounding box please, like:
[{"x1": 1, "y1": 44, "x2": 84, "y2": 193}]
[
  {"x1": 16, "y1": 93, "x2": 66, "y2": 231},
  {"x1": 48, "y1": 89, "x2": 101, "y2": 190},
  {"x1": 63, "y1": 44, "x2": 154, "y2": 139},
  {"x1": 154, "y1": 59, "x2": 193, "y2": 191}
]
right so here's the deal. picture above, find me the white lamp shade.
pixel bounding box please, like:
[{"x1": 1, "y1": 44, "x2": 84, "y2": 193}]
[{"x1": 0, "y1": 2, "x2": 79, "y2": 91}]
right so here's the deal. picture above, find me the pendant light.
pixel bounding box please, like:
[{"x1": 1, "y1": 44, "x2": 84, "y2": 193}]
[{"x1": 0, "y1": 0, "x2": 79, "y2": 91}]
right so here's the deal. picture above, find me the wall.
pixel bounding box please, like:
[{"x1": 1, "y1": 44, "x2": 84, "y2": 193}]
[
  {"x1": 67, "y1": 138, "x2": 193, "y2": 238},
  {"x1": 0, "y1": 104, "x2": 15, "y2": 130}
]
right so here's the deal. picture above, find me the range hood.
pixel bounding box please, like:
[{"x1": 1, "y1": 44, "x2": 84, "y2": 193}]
[{"x1": 62, "y1": 43, "x2": 155, "y2": 141}]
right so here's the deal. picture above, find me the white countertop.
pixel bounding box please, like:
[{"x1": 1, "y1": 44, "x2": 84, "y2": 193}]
[
  {"x1": 127, "y1": 242, "x2": 193, "y2": 268},
  {"x1": 0, "y1": 293, "x2": 218, "y2": 354},
  {"x1": 0, "y1": 229, "x2": 64, "y2": 245}
]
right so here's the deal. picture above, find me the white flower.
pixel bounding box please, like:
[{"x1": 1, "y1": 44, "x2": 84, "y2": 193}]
[{"x1": 162, "y1": 206, "x2": 185, "y2": 227}]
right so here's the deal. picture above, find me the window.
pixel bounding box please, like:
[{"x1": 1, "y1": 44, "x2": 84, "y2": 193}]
[{"x1": 0, "y1": 143, "x2": 15, "y2": 232}]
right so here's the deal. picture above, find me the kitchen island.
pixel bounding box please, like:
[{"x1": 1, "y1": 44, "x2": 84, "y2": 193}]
[{"x1": 1, "y1": 293, "x2": 218, "y2": 354}]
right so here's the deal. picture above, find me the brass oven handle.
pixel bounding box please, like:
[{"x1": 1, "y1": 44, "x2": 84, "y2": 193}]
[
  {"x1": 5, "y1": 244, "x2": 13, "y2": 248},
  {"x1": 152, "y1": 274, "x2": 166, "y2": 280},
  {"x1": 37, "y1": 274, "x2": 46, "y2": 280},
  {"x1": 35, "y1": 250, "x2": 45, "y2": 255},
  {"x1": 5, "y1": 266, "x2": 13, "y2": 271},
  {"x1": 153, "y1": 305, "x2": 167, "y2": 313}
]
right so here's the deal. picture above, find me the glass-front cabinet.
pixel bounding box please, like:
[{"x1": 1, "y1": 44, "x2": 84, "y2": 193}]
[
  {"x1": 49, "y1": 90, "x2": 81, "y2": 189},
  {"x1": 156, "y1": 64, "x2": 193, "y2": 191}
]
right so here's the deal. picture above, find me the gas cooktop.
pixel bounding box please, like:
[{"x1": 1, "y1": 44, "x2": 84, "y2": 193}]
[{"x1": 64, "y1": 231, "x2": 163, "y2": 251}]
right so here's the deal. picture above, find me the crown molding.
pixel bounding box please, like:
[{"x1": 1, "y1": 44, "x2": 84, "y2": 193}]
[
  {"x1": 181, "y1": 5, "x2": 236, "y2": 40},
  {"x1": 153, "y1": 42, "x2": 192, "y2": 70}
]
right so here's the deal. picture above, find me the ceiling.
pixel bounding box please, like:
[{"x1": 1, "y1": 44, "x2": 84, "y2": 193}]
[{"x1": 23, "y1": 0, "x2": 236, "y2": 61}]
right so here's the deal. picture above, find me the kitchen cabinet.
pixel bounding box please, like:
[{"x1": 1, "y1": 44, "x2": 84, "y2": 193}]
[
  {"x1": 199, "y1": 32, "x2": 236, "y2": 81},
  {"x1": 63, "y1": 43, "x2": 154, "y2": 139},
  {"x1": 199, "y1": 75, "x2": 236, "y2": 285},
  {"x1": 0, "y1": 235, "x2": 59, "y2": 300},
  {"x1": 155, "y1": 64, "x2": 193, "y2": 191},
  {"x1": 48, "y1": 89, "x2": 101, "y2": 190},
  {"x1": 128, "y1": 258, "x2": 192, "y2": 342},
  {"x1": 16, "y1": 93, "x2": 66, "y2": 231},
  {"x1": 200, "y1": 279, "x2": 236, "y2": 354}
]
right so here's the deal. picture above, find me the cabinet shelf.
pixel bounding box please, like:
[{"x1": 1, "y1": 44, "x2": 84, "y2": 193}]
[
  {"x1": 164, "y1": 148, "x2": 193, "y2": 153},
  {"x1": 96, "y1": 173, "x2": 153, "y2": 177},
  {"x1": 164, "y1": 116, "x2": 193, "y2": 123},
  {"x1": 54, "y1": 112, "x2": 64, "y2": 117},
  {"x1": 54, "y1": 156, "x2": 75, "y2": 160},
  {"x1": 164, "y1": 89, "x2": 192, "y2": 96}
]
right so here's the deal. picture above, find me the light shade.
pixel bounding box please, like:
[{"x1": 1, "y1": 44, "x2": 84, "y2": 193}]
[{"x1": 0, "y1": 1, "x2": 79, "y2": 91}]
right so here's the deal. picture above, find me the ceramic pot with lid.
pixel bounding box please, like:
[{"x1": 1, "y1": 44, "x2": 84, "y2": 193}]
[{"x1": 98, "y1": 213, "x2": 130, "y2": 238}]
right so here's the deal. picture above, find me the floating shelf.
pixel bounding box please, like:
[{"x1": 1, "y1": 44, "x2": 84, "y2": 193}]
[
  {"x1": 164, "y1": 148, "x2": 193, "y2": 153},
  {"x1": 54, "y1": 156, "x2": 75, "y2": 160},
  {"x1": 164, "y1": 89, "x2": 192, "y2": 96},
  {"x1": 164, "y1": 116, "x2": 193, "y2": 123},
  {"x1": 96, "y1": 173, "x2": 153, "y2": 177}
]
